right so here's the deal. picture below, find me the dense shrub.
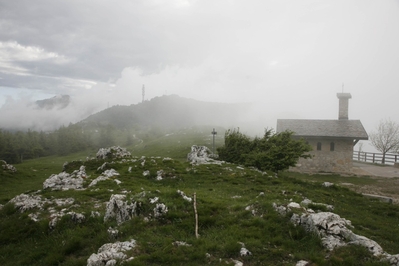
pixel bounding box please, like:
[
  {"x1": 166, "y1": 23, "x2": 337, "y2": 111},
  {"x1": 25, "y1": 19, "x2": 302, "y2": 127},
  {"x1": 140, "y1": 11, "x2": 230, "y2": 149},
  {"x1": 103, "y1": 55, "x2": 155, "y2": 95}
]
[{"x1": 217, "y1": 128, "x2": 311, "y2": 172}]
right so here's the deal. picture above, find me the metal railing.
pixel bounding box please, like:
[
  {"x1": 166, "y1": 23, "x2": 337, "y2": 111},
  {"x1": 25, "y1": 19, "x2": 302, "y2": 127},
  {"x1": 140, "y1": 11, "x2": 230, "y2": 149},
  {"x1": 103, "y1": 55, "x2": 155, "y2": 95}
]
[{"x1": 353, "y1": 151, "x2": 399, "y2": 165}]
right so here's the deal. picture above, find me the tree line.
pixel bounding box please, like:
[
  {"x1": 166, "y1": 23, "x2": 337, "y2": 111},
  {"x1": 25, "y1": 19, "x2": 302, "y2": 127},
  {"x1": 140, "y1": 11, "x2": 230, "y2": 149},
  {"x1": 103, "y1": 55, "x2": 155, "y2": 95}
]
[{"x1": 0, "y1": 123, "x2": 132, "y2": 164}]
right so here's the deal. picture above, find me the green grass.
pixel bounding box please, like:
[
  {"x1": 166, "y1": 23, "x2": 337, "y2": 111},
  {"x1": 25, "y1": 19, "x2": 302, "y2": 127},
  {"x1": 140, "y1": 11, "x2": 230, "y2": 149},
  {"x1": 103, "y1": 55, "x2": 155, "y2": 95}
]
[{"x1": 0, "y1": 130, "x2": 398, "y2": 265}]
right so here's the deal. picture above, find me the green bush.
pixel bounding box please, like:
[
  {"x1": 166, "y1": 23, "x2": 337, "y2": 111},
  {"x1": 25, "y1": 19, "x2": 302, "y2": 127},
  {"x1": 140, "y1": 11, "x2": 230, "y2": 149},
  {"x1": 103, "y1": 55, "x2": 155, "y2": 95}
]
[{"x1": 217, "y1": 128, "x2": 311, "y2": 172}]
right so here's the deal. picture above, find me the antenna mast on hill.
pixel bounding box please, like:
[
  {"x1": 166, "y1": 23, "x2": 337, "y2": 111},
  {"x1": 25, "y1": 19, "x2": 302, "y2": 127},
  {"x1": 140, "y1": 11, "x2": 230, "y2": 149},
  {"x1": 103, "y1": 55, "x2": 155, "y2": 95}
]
[{"x1": 142, "y1": 84, "x2": 145, "y2": 103}]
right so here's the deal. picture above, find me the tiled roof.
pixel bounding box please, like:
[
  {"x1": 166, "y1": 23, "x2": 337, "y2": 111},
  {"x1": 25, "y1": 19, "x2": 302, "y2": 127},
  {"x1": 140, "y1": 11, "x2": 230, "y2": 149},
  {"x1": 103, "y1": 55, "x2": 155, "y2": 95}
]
[{"x1": 276, "y1": 119, "x2": 368, "y2": 140}]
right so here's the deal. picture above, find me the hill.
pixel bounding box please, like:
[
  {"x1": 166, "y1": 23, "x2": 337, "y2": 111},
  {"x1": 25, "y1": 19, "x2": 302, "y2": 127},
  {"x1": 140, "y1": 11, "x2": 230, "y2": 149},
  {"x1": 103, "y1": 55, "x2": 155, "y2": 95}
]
[
  {"x1": 79, "y1": 94, "x2": 254, "y2": 132},
  {"x1": 1, "y1": 131, "x2": 399, "y2": 265}
]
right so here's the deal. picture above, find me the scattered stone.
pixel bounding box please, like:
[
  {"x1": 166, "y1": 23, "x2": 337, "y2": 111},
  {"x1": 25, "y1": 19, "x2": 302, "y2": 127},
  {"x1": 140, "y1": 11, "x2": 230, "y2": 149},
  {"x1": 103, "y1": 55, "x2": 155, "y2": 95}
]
[
  {"x1": 28, "y1": 213, "x2": 40, "y2": 222},
  {"x1": 240, "y1": 247, "x2": 252, "y2": 256},
  {"x1": 68, "y1": 211, "x2": 85, "y2": 223},
  {"x1": 256, "y1": 192, "x2": 265, "y2": 198},
  {"x1": 142, "y1": 170, "x2": 150, "y2": 176},
  {"x1": 43, "y1": 166, "x2": 86, "y2": 190},
  {"x1": 88, "y1": 169, "x2": 120, "y2": 187},
  {"x1": 97, "y1": 162, "x2": 108, "y2": 171},
  {"x1": 230, "y1": 259, "x2": 244, "y2": 266},
  {"x1": 322, "y1": 182, "x2": 334, "y2": 187},
  {"x1": 96, "y1": 146, "x2": 131, "y2": 160},
  {"x1": 231, "y1": 195, "x2": 242, "y2": 199},
  {"x1": 87, "y1": 239, "x2": 136, "y2": 266},
  {"x1": 272, "y1": 202, "x2": 287, "y2": 216},
  {"x1": 296, "y1": 260, "x2": 310, "y2": 266},
  {"x1": 9, "y1": 193, "x2": 48, "y2": 212},
  {"x1": 177, "y1": 190, "x2": 192, "y2": 202},
  {"x1": 53, "y1": 198, "x2": 75, "y2": 206},
  {"x1": 91, "y1": 211, "x2": 101, "y2": 218},
  {"x1": 1, "y1": 160, "x2": 17, "y2": 173},
  {"x1": 287, "y1": 202, "x2": 301, "y2": 209},
  {"x1": 153, "y1": 203, "x2": 168, "y2": 218},
  {"x1": 108, "y1": 227, "x2": 119, "y2": 239},
  {"x1": 156, "y1": 170, "x2": 164, "y2": 180},
  {"x1": 172, "y1": 241, "x2": 192, "y2": 247},
  {"x1": 149, "y1": 197, "x2": 159, "y2": 204},
  {"x1": 128, "y1": 166, "x2": 132, "y2": 173}
]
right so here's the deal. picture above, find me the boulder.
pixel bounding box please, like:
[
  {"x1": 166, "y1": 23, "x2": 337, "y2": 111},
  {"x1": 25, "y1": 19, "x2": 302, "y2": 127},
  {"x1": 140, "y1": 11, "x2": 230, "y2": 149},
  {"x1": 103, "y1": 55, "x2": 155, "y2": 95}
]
[
  {"x1": 104, "y1": 194, "x2": 141, "y2": 225},
  {"x1": 43, "y1": 166, "x2": 86, "y2": 190},
  {"x1": 277, "y1": 202, "x2": 399, "y2": 262},
  {"x1": 9, "y1": 193, "x2": 48, "y2": 212},
  {"x1": 187, "y1": 145, "x2": 222, "y2": 165},
  {"x1": 96, "y1": 146, "x2": 131, "y2": 160},
  {"x1": 87, "y1": 239, "x2": 136, "y2": 266},
  {"x1": 1, "y1": 160, "x2": 17, "y2": 173}
]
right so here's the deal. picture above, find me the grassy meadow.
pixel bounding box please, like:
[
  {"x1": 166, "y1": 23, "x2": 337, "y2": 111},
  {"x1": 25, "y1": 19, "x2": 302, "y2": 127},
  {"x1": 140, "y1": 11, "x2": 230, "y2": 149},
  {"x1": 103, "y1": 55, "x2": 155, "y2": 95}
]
[{"x1": 1, "y1": 129, "x2": 398, "y2": 265}]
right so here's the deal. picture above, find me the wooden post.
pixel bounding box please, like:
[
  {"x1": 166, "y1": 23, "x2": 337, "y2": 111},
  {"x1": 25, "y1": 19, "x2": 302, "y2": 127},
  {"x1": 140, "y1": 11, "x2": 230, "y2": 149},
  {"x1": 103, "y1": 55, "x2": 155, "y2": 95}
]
[{"x1": 193, "y1": 193, "x2": 199, "y2": 238}]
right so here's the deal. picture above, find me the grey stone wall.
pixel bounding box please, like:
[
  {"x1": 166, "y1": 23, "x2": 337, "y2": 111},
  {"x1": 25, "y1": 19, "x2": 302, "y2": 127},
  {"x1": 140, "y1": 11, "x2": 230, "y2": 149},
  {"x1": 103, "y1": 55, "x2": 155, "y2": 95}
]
[{"x1": 291, "y1": 138, "x2": 353, "y2": 174}]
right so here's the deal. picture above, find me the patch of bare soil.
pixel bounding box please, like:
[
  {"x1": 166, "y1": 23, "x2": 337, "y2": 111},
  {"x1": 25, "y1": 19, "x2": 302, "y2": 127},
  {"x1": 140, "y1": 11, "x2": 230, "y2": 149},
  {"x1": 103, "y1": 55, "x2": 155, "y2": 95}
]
[{"x1": 340, "y1": 177, "x2": 399, "y2": 204}]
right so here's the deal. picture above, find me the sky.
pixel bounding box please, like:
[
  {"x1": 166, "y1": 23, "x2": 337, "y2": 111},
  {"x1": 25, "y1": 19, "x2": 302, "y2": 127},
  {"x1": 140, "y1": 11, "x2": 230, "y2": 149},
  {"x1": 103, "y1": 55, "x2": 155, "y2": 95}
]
[{"x1": 0, "y1": 0, "x2": 399, "y2": 151}]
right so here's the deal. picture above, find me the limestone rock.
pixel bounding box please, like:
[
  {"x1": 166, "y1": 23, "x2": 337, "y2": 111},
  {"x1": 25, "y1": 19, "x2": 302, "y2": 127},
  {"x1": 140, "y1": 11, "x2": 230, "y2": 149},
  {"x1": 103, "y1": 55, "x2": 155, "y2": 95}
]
[
  {"x1": 43, "y1": 166, "x2": 86, "y2": 190},
  {"x1": 153, "y1": 203, "x2": 168, "y2": 218},
  {"x1": 104, "y1": 194, "x2": 140, "y2": 225},
  {"x1": 96, "y1": 146, "x2": 131, "y2": 160},
  {"x1": 89, "y1": 169, "x2": 120, "y2": 187},
  {"x1": 87, "y1": 239, "x2": 136, "y2": 266},
  {"x1": 1, "y1": 160, "x2": 17, "y2": 173},
  {"x1": 177, "y1": 190, "x2": 192, "y2": 202},
  {"x1": 187, "y1": 145, "x2": 222, "y2": 165},
  {"x1": 9, "y1": 193, "x2": 48, "y2": 212}
]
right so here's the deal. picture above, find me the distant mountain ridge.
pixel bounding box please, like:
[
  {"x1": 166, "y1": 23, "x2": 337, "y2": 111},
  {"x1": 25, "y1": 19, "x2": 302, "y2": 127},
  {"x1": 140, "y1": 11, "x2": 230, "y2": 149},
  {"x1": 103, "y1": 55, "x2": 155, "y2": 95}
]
[
  {"x1": 79, "y1": 94, "x2": 251, "y2": 130},
  {"x1": 36, "y1": 95, "x2": 70, "y2": 110}
]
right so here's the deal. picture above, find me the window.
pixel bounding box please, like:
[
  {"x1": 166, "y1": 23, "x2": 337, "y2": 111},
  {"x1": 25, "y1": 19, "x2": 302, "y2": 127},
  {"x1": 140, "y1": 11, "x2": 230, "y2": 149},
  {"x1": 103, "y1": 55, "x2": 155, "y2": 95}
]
[
  {"x1": 317, "y1": 142, "x2": 322, "y2": 151},
  {"x1": 330, "y1": 142, "x2": 335, "y2": 151}
]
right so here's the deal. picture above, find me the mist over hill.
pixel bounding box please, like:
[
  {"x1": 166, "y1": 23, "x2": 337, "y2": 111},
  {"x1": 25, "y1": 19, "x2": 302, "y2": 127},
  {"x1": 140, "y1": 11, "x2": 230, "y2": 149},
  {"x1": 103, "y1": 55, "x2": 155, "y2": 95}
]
[
  {"x1": 35, "y1": 95, "x2": 71, "y2": 110},
  {"x1": 0, "y1": 94, "x2": 268, "y2": 135},
  {"x1": 79, "y1": 95, "x2": 265, "y2": 135}
]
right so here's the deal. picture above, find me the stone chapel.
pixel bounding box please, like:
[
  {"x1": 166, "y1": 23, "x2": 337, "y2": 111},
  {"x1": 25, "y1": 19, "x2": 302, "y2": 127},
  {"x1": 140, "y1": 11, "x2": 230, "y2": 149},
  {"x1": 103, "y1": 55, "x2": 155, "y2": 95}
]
[{"x1": 276, "y1": 93, "x2": 368, "y2": 173}]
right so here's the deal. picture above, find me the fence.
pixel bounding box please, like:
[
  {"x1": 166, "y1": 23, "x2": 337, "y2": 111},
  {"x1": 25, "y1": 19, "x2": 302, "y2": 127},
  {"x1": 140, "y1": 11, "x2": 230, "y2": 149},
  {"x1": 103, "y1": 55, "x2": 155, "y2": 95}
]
[{"x1": 353, "y1": 151, "x2": 399, "y2": 165}]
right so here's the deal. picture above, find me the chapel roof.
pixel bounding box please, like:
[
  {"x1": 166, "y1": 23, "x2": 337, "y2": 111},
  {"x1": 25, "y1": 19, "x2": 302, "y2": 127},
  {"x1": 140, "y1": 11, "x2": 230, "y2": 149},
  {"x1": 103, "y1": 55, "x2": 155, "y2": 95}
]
[{"x1": 276, "y1": 119, "x2": 368, "y2": 140}]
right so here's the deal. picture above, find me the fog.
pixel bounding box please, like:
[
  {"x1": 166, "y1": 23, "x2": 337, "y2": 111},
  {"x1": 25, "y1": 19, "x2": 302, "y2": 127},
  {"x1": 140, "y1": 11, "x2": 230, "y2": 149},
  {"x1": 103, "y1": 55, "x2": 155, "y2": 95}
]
[{"x1": 1, "y1": 0, "x2": 399, "y2": 152}]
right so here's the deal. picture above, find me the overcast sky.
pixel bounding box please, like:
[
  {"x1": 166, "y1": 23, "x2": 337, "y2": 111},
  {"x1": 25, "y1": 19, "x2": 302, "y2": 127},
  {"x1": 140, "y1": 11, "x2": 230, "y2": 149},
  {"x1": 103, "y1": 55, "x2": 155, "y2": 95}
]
[{"x1": 0, "y1": 0, "x2": 399, "y2": 149}]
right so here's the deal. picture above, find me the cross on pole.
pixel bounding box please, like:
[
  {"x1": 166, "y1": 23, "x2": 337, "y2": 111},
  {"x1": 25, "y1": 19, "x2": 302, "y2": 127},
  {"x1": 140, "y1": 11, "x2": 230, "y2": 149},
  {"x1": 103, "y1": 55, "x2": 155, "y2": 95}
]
[{"x1": 211, "y1": 128, "x2": 217, "y2": 156}]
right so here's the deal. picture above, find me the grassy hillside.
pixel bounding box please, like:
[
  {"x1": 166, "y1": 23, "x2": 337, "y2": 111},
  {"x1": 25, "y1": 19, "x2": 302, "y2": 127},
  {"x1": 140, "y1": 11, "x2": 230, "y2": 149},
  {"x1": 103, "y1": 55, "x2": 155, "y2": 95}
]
[{"x1": 1, "y1": 130, "x2": 398, "y2": 266}]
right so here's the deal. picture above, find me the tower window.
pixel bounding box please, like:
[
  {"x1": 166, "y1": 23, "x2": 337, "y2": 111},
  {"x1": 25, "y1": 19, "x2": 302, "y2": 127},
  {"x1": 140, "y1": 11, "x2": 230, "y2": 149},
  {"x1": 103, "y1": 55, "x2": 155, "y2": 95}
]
[
  {"x1": 330, "y1": 142, "x2": 335, "y2": 151},
  {"x1": 317, "y1": 142, "x2": 322, "y2": 151}
]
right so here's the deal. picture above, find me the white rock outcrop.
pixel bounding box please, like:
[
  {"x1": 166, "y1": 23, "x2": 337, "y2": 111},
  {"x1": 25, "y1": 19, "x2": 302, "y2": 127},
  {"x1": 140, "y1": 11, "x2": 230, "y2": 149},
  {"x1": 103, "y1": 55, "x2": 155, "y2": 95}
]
[
  {"x1": 1, "y1": 160, "x2": 17, "y2": 172},
  {"x1": 187, "y1": 145, "x2": 222, "y2": 165},
  {"x1": 104, "y1": 194, "x2": 141, "y2": 225},
  {"x1": 275, "y1": 202, "x2": 399, "y2": 265},
  {"x1": 9, "y1": 193, "x2": 48, "y2": 212},
  {"x1": 43, "y1": 166, "x2": 86, "y2": 190},
  {"x1": 87, "y1": 239, "x2": 136, "y2": 266},
  {"x1": 96, "y1": 146, "x2": 131, "y2": 160},
  {"x1": 88, "y1": 169, "x2": 120, "y2": 187}
]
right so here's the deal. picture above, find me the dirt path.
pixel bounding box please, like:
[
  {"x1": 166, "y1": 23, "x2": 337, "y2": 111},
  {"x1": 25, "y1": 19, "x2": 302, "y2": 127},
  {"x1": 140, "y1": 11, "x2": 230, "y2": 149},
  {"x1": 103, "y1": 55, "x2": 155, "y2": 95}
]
[{"x1": 347, "y1": 162, "x2": 399, "y2": 204}]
